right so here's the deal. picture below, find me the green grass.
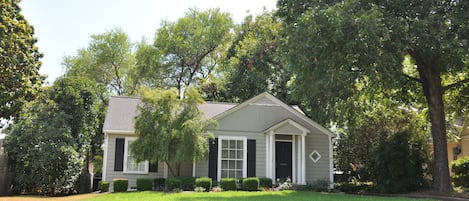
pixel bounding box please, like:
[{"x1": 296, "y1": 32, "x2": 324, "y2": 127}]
[{"x1": 87, "y1": 191, "x2": 435, "y2": 201}]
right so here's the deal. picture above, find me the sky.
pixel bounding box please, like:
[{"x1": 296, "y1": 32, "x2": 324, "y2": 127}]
[{"x1": 19, "y1": 0, "x2": 278, "y2": 84}]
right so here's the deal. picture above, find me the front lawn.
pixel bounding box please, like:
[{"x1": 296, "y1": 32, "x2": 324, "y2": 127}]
[{"x1": 87, "y1": 191, "x2": 435, "y2": 201}]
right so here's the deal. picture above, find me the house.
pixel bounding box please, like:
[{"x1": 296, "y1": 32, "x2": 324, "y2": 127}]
[
  {"x1": 446, "y1": 118, "x2": 469, "y2": 169},
  {"x1": 102, "y1": 92, "x2": 336, "y2": 191}
]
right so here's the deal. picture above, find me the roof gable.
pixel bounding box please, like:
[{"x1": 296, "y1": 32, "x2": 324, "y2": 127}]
[{"x1": 214, "y1": 92, "x2": 336, "y2": 138}]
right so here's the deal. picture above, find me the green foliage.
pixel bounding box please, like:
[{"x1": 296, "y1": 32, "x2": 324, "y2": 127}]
[
  {"x1": 154, "y1": 178, "x2": 166, "y2": 191},
  {"x1": 63, "y1": 28, "x2": 136, "y2": 96},
  {"x1": 165, "y1": 178, "x2": 182, "y2": 191},
  {"x1": 309, "y1": 179, "x2": 330, "y2": 192},
  {"x1": 132, "y1": 88, "x2": 216, "y2": 177},
  {"x1": 220, "y1": 178, "x2": 237, "y2": 191},
  {"x1": 176, "y1": 177, "x2": 195, "y2": 191},
  {"x1": 278, "y1": 0, "x2": 468, "y2": 193},
  {"x1": 4, "y1": 94, "x2": 82, "y2": 195},
  {"x1": 451, "y1": 156, "x2": 469, "y2": 175},
  {"x1": 452, "y1": 174, "x2": 469, "y2": 188},
  {"x1": 335, "y1": 182, "x2": 373, "y2": 193},
  {"x1": 222, "y1": 11, "x2": 292, "y2": 103},
  {"x1": 194, "y1": 186, "x2": 206, "y2": 192},
  {"x1": 93, "y1": 155, "x2": 103, "y2": 175},
  {"x1": 153, "y1": 8, "x2": 234, "y2": 95},
  {"x1": 451, "y1": 156, "x2": 469, "y2": 187},
  {"x1": 0, "y1": 0, "x2": 43, "y2": 120},
  {"x1": 113, "y1": 179, "x2": 128, "y2": 192},
  {"x1": 195, "y1": 177, "x2": 212, "y2": 192},
  {"x1": 259, "y1": 178, "x2": 273, "y2": 188},
  {"x1": 76, "y1": 169, "x2": 91, "y2": 193},
  {"x1": 242, "y1": 177, "x2": 259, "y2": 191},
  {"x1": 98, "y1": 181, "x2": 110, "y2": 192},
  {"x1": 370, "y1": 131, "x2": 429, "y2": 193},
  {"x1": 136, "y1": 178, "x2": 153, "y2": 191}
]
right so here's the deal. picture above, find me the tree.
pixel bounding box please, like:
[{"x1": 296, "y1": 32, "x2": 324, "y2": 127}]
[
  {"x1": 131, "y1": 88, "x2": 216, "y2": 177},
  {"x1": 4, "y1": 76, "x2": 99, "y2": 194},
  {"x1": 222, "y1": 11, "x2": 292, "y2": 103},
  {"x1": 277, "y1": 0, "x2": 468, "y2": 193},
  {"x1": 154, "y1": 8, "x2": 233, "y2": 96},
  {"x1": 0, "y1": 0, "x2": 43, "y2": 121},
  {"x1": 63, "y1": 28, "x2": 136, "y2": 97}
]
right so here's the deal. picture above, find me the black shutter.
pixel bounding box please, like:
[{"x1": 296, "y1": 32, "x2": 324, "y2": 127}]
[
  {"x1": 208, "y1": 138, "x2": 218, "y2": 181},
  {"x1": 247, "y1": 139, "x2": 256, "y2": 177},
  {"x1": 149, "y1": 162, "x2": 158, "y2": 172},
  {"x1": 114, "y1": 138, "x2": 125, "y2": 171}
]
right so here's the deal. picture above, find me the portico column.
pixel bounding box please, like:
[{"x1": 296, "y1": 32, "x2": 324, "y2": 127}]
[
  {"x1": 301, "y1": 135, "x2": 306, "y2": 184},
  {"x1": 270, "y1": 132, "x2": 275, "y2": 180},
  {"x1": 292, "y1": 135, "x2": 296, "y2": 184}
]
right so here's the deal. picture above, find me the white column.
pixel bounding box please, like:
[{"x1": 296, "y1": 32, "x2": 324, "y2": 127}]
[
  {"x1": 301, "y1": 135, "x2": 306, "y2": 184},
  {"x1": 192, "y1": 159, "x2": 196, "y2": 177},
  {"x1": 102, "y1": 133, "x2": 108, "y2": 181},
  {"x1": 329, "y1": 136, "x2": 334, "y2": 189},
  {"x1": 270, "y1": 132, "x2": 275, "y2": 180},
  {"x1": 266, "y1": 134, "x2": 270, "y2": 179},
  {"x1": 292, "y1": 135, "x2": 296, "y2": 184},
  {"x1": 297, "y1": 135, "x2": 301, "y2": 184}
]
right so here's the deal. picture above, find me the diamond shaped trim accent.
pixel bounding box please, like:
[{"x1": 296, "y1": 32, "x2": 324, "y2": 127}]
[{"x1": 309, "y1": 150, "x2": 321, "y2": 163}]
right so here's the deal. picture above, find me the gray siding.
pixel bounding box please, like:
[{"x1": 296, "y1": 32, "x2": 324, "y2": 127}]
[
  {"x1": 196, "y1": 103, "x2": 332, "y2": 182},
  {"x1": 104, "y1": 134, "x2": 165, "y2": 191}
]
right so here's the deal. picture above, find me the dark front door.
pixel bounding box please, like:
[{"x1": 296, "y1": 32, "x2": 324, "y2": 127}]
[{"x1": 276, "y1": 141, "x2": 292, "y2": 181}]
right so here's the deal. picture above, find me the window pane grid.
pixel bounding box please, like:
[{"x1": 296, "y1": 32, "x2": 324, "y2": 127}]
[
  {"x1": 127, "y1": 140, "x2": 146, "y2": 172},
  {"x1": 220, "y1": 139, "x2": 243, "y2": 179}
]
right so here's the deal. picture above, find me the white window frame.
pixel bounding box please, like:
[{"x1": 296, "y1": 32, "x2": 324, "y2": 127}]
[
  {"x1": 217, "y1": 136, "x2": 247, "y2": 181},
  {"x1": 123, "y1": 137, "x2": 149, "y2": 174}
]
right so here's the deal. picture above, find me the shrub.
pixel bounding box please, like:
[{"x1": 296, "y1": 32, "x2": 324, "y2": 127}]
[
  {"x1": 335, "y1": 182, "x2": 374, "y2": 193},
  {"x1": 113, "y1": 179, "x2": 128, "y2": 192},
  {"x1": 259, "y1": 178, "x2": 273, "y2": 188},
  {"x1": 176, "y1": 177, "x2": 195, "y2": 191},
  {"x1": 452, "y1": 174, "x2": 469, "y2": 188},
  {"x1": 136, "y1": 178, "x2": 153, "y2": 191},
  {"x1": 309, "y1": 179, "x2": 330, "y2": 192},
  {"x1": 242, "y1": 177, "x2": 259, "y2": 191},
  {"x1": 165, "y1": 178, "x2": 182, "y2": 191},
  {"x1": 194, "y1": 186, "x2": 206, "y2": 192},
  {"x1": 154, "y1": 178, "x2": 166, "y2": 191},
  {"x1": 276, "y1": 178, "x2": 292, "y2": 190},
  {"x1": 220, "y1": 178, "x2": 237, "y2": 191},
  {"x1": 195, "y1": 177, "x2": 212, "y2": 191},
  {"x1": 98, "y1": 181, "x2": 110, "y2": 192},
  {"x1": 452, "y1": 156, "x2": 469, "y2": 175}
]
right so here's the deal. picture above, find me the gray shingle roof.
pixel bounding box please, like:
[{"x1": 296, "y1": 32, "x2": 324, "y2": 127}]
[{"x1": 103, "y1": 96, "x2": 236, "y2": 133}]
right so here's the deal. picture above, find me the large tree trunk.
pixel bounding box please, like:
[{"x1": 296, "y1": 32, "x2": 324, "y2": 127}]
[{"x1": 416, "y1": 60, "x2": 451, "y2": 194}]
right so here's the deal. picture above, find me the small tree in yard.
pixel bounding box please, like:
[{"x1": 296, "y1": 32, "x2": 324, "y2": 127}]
[{"x1": 131, "y1": 88, "x2": 216, "y2": 177}]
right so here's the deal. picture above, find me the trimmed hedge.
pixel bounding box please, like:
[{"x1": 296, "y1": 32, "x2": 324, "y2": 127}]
[
  {"x1": 242, "y1": 177, "x2": 259, "y2": 191},
  {"x1": 176, "y1": 177, "x2": 195, "y2": 191},
  {"x1": 166, "y1": 178, "x2": 182, "y2": 191},
  {"x1": 221, "y1": 178, "x2": 237, "y2": 191},
  {"x1": 195, "y1": 177, "x2": 212, "y2": 191},
  {"x1": 113, "y1": 179, "x2": 128, "y2": 192},
  {"x1": 154, "y1": 178, "x2": 166, "y2": 191},
  {"x1": 452, "y1": 174, "x2": 469, "y2": 187},
  {"x1": 98, "y1": 181, "x2": 110, "y2": 192},
  {"x1": 137, "y1": 178, "x2": 153, "y2": 191},
  {"x1": 259, "y1": 178, "x2": 273, "y2": 188}
]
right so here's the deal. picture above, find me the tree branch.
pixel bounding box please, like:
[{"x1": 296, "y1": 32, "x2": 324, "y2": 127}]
[{"x1": 443, "y1": 78, "x2": 469, "y2": 91}]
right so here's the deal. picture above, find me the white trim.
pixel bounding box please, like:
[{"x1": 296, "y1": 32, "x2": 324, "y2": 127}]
[
  {"x1": 275, "y1": 139, "x2": 293, "y2": 142},
  {"x1": 103, "y1": 130, "x2": 135, "y2": 135},
  {"x1": 217, "y1": 136, "x2": 247, "y2": 181},
  {"x1": 265, "y1": 134, "x2": 269, "y2": 179},
  {"x1": 123, "y1": 137, "x2": 149, "y2": 174},
  {"x1": 329, "y1": 136, "x2": 334, "y2": 189},
  {"x1": 213, "y1": 92, "x2": 336, "y2": 138},
  {"x1": 271, "y1": 133, "x2": 276, "y2": 180},
  {"x1": 309, "y1": 150, "x2": 321, "y2": 163},
  {"x1": 192, "y1": 159, "x2": 196, "y2": 177},
  {"x1": 301, "y1": 135, "x2": 306, "y2": 184},
  {"x1": 102, "y1": 133, "x2": 108, "y2": 181},
  {"x1": 265, "y1": 119, "x2": 309, "y2": 135},
  {"x1": 292, "y1": 135, "x2": 296, "y2": 184}
]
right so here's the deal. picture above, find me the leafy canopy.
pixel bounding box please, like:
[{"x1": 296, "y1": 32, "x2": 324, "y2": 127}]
[
  {"x1": 0, "y1": 0, "x2": 43, "y2": 121},
  {"x1": 131, "y1": 87, "x2": 216, "y2": 177}
]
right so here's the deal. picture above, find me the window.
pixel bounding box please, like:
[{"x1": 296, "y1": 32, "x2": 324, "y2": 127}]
[
  {"x1": 124, "y1": 138, "x2": 148, "y2": 173},
  {"x1": 219, "y1": 137, "x2": 246, "y2": 179}
]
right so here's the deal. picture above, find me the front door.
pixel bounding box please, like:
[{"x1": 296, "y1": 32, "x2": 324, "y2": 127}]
[{"x1": 275, "y1": 141, "x2": 292, "y2": 181}]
